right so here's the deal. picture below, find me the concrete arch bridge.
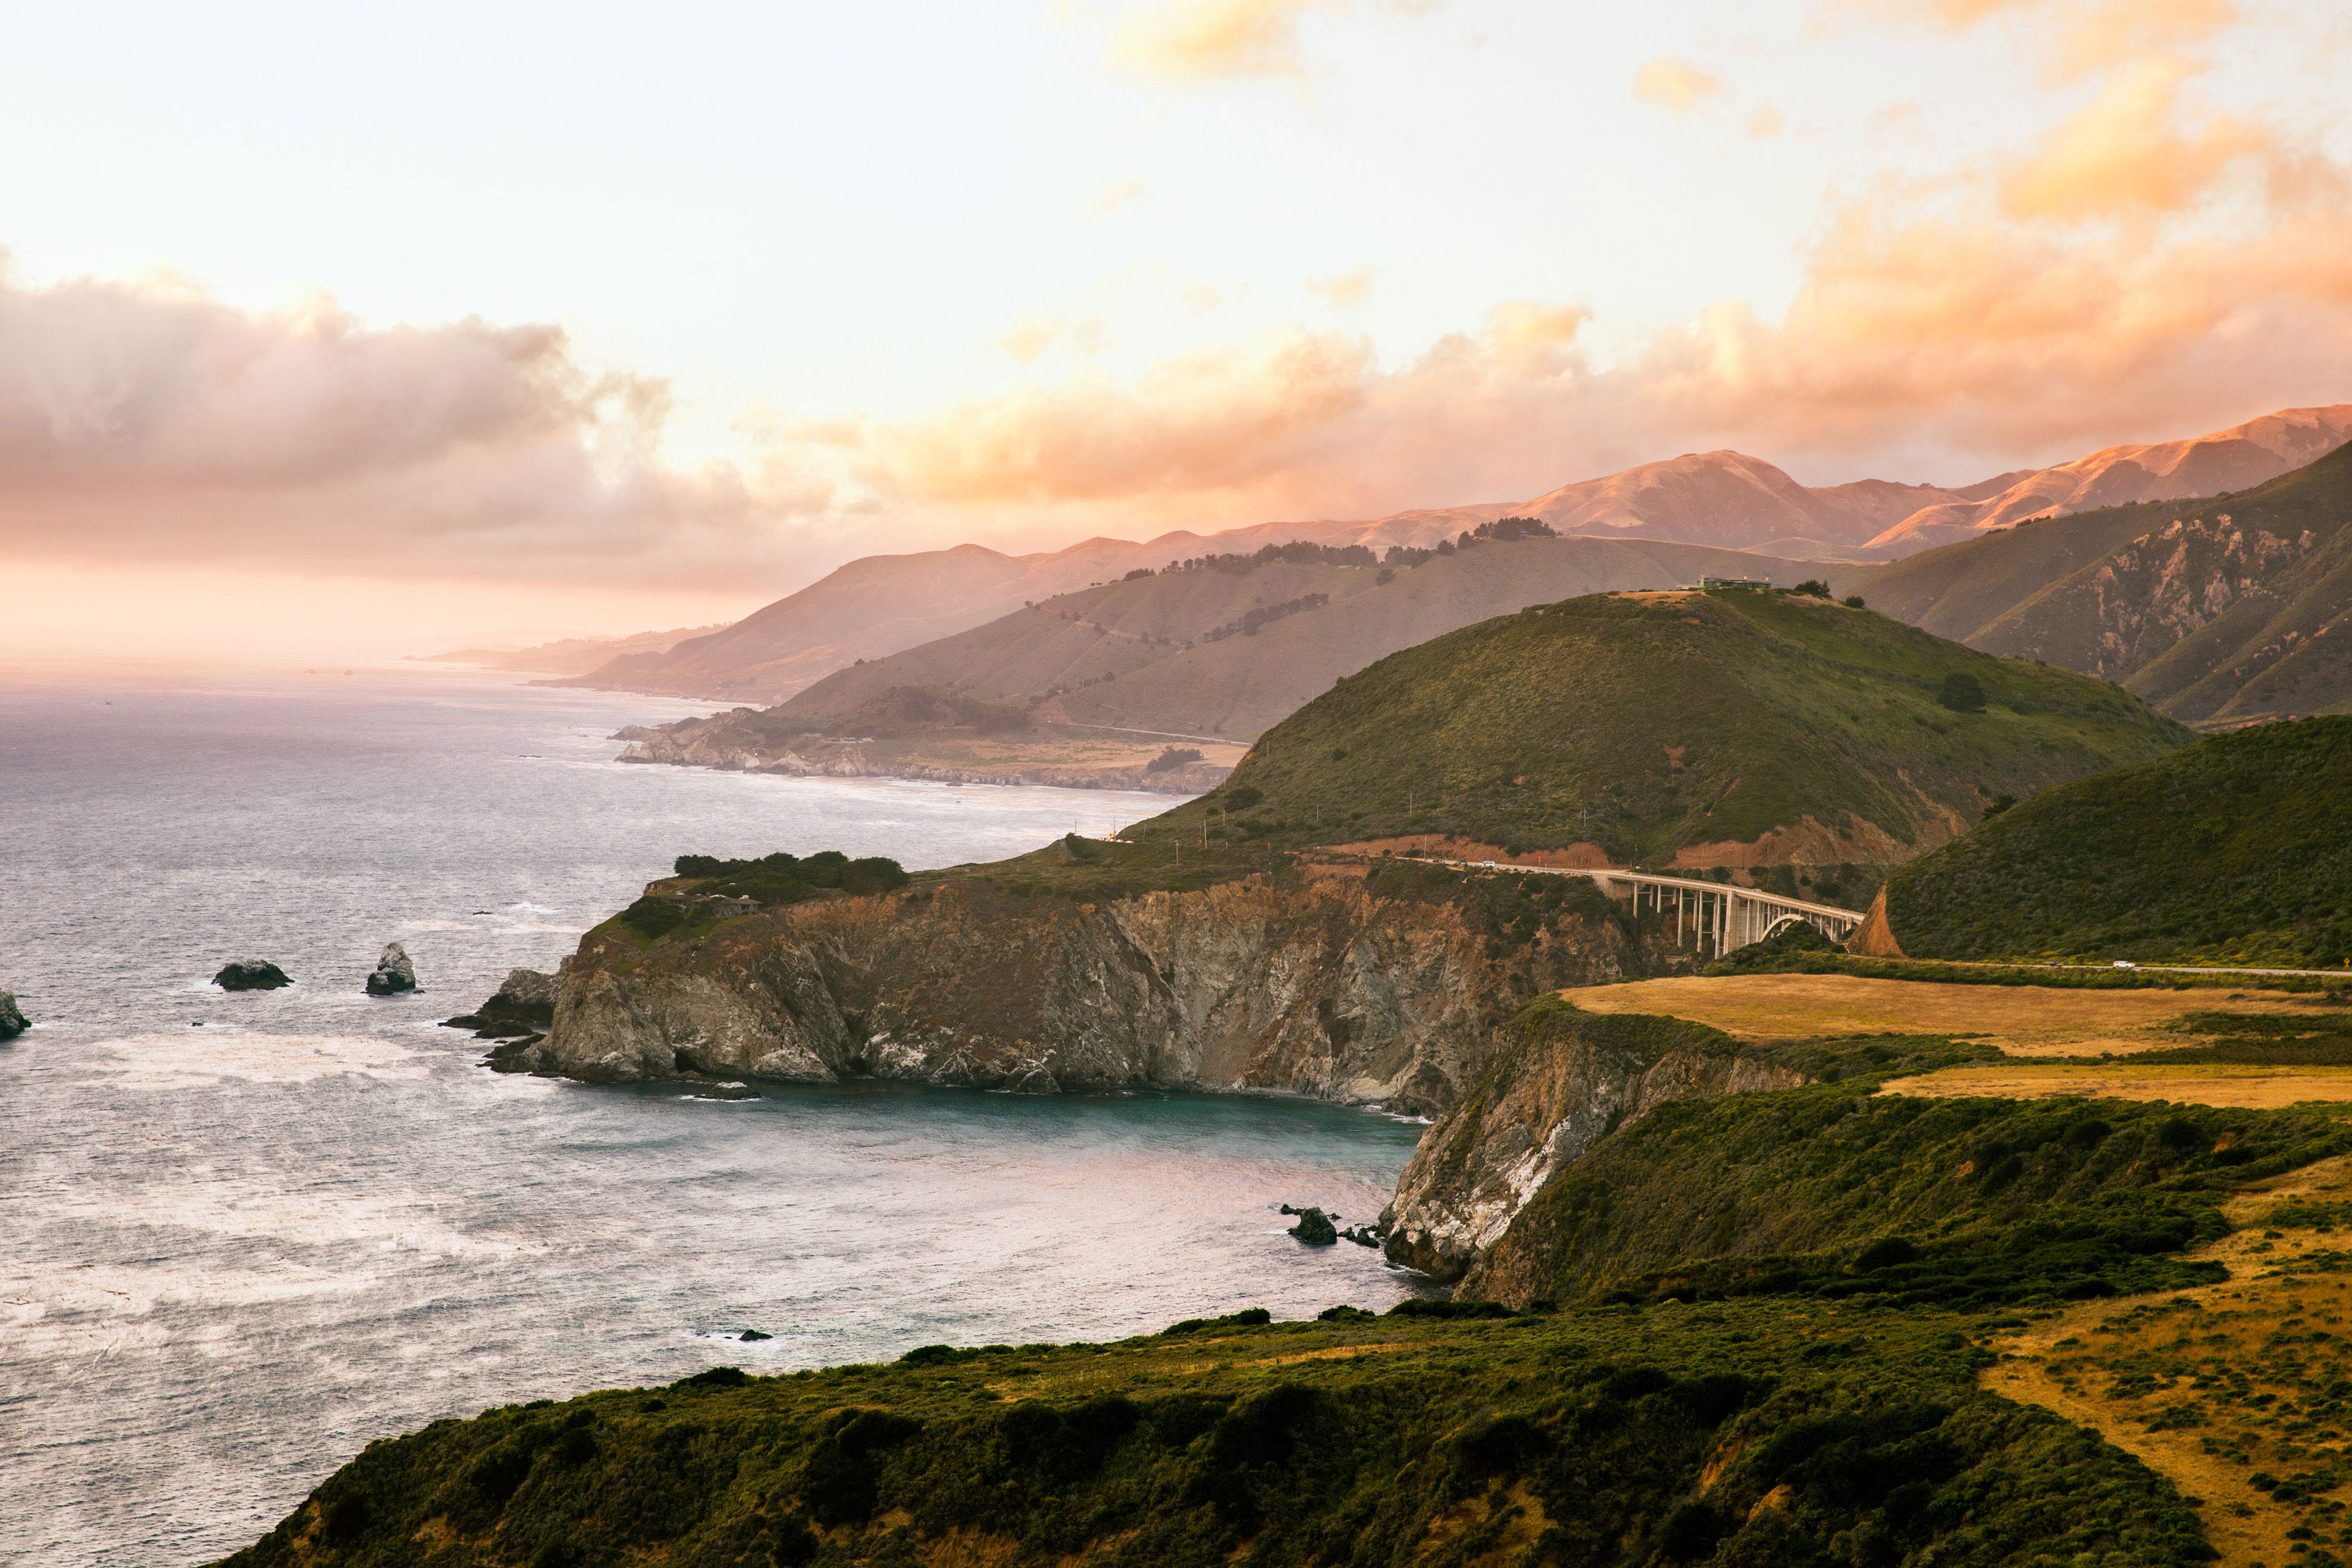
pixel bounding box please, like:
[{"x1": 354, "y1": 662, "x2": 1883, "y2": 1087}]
[{"x1": 1438, "y1": 860, "x2": 1865, "y2": 958}]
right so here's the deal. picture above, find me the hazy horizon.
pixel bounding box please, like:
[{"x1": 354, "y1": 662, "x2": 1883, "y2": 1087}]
[{"x1": 6, "y1": 0, "x2": 2350, "y2": 659}]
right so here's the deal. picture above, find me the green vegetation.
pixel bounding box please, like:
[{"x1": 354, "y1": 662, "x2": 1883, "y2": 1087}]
[
  {"x1": 219, "y1": 1298, "x2": 2216, "y2": 1567},
  {"x1": 1362, "y1": 861, "x2": 1632, "y2": 966},
  {"x1": 1882, "y1": 715, "x2": 2352, "y2": 967},
  {"x1": 911, "y1": 835, "x2": 1297, "y2": 904},
  {"x1": 1701, "y1": 949, "x2": 2346, "y2": 993},
  {"x1": 1476, "y1": 1029, "x2": 2352, "y2": 1311},
  {"x1": 618, "y1": 852, "x2": 910, "y2": 937},
  {"x1": 1144, "y1": 589, "x2": 2188, "y2": 862}
]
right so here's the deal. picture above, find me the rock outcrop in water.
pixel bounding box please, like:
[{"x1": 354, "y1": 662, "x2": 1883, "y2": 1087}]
[
  {"x1": 444, "y1": 969, "x2": 555, "y2": 1035},
  {"x1": 213, "y1": 961, "x2": 292, "y2": 991},
  {"x1": 1285, "y1": 1206, "x2": 1339, "y2": 1245},
  {"x1": 509, "y1": 868, "x2": 1672, "y2": 1116},
  {"x1": 364, "y1": 944, "x2": 417, "y2": 997},
  {"x1": 1379, "y1": 997, "x2": 1808, "y2": 1283},
  {"x1": 0, "y1": 989, "x2": 26, "y2": 1039}
]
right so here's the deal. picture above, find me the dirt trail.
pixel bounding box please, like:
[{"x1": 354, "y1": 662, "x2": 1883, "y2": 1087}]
[{"x1": 1986, "y1": 1156, "x2": 2352, "y2": 1566}]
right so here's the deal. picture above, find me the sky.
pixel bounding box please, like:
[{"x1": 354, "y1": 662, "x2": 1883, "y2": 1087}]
[{"x1": 2, "y1": 0, "x2": 2350, "y2": 657}]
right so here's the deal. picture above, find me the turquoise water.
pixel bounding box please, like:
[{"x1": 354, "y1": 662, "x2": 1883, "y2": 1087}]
[{"x1": 0, "y1": 665, "x2": 1428, "y2": 1566}]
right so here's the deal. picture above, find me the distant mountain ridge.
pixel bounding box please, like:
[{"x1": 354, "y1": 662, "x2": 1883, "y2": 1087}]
[
  {"x1": 768, "y1": 535, "x2": 1872, "y2": 743},
  {"x1": 1862, "y1": 437, "x2": 2352, "y2": 725},
  {"x1": 552, "y1": 403, "x2": 2351, "y2": 706},
  {"x1": 1861, "y1": 404, "x2": 2352, "y2": 553}
]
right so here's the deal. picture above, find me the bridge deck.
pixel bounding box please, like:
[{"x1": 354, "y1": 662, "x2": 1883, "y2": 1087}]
[{"x1": 1431, "y1": 858, "x2": 1867, "y2": 941}]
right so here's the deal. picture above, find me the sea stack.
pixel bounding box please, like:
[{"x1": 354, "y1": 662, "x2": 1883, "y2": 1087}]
[
  {"x1": 213, "y1": 961, "x2": 292, "y2": 991},
  {"x1": 365, "y1": 943, "x2": 418, "y2": 996},
  {"x1": 0, "y1": 989, "x2": 27, "y2": 1039}
]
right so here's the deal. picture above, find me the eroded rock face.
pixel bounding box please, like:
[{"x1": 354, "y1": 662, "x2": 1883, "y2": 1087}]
[
  {"x1": 1379, "y1": 1001, "x2": 1807, "y2": 1283},
  {"x1": 213, "y1": 961, "x2": 292, "y2": 991},
  {"x1": 512, "y1": 874, "x2": 1658, "y2": 1113},
  {"x1": 0, "y1": 989, "x2": 27, "y2": 1039},
  {"x1": 479, "y1": 968, "x2": 555, "y2": 1026},
  {"x1": 365, "y1": 944, "x2": 417, "y2": 997}
]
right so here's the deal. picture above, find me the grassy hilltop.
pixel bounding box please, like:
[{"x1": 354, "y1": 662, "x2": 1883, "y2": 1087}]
[
  {"x1": 1879, "y1": 714, "x2": 2352, "y2": 968},
  {"x1": 1148, "y1": 588, "x2": 2190, "y2": 867}
]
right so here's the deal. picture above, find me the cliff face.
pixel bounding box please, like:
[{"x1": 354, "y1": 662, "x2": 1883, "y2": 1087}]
[
  {"x1": 516, "y1": 873, "x2": 1662, "y2": 1115},
  {"x1": 1379, "y1": 1001, "x2": 1805, "y2": 1282}
]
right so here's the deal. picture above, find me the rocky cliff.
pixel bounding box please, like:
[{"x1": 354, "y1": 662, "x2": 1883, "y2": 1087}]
[
  {"x1": 511, "y1": 866, "x2": 1675, "y2": 1115},
  {"x1": 1379, "y1": 998, "x2": 1806, "y2": 1281}
]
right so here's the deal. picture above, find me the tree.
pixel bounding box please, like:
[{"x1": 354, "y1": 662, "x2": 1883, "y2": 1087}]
[
  {"x1": 1791, "y1": 579, "x2": 1830, "y2": 598},
  {"x1": 1844, "y1": 595, "x2": 1866, "y2": 608},
  {"x1": 1939, "y1": 672, "x2": 1987, "y2": 713}
]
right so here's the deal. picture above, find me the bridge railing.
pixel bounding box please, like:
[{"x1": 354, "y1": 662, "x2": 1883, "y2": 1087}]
[{"x1": 1432, "y1": 859, "x2": 1865, "y2": 956}]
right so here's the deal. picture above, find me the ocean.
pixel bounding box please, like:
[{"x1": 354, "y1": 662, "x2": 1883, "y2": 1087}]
[{"x1": 0, "y1": 663, "x2": 1427, "y2": 1566}]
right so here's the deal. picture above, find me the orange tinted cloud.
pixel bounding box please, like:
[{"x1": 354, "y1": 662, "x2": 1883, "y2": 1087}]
[
  {"x1": 1845, "y1": 0, "x2": 2237, "y2": 78},
  {"x1": 1307, "y1": 267, "x2": 1374, "y2": 306},
  {"x1": 1106, "y1": 0, "x2": 1327, "y2": 80},
  {"x1": 818, "y1": 78, "x2": 2352, "y2": 529},
  {"x1": 2000, "y1": 58, "x2": 2262, "y2": 219},
  {"x1": 0, "y1": 261, "x2": 823, "y2": 587},
  {"x1": 1633, "y1": 57, "x2": 1726, "y2": 113}
]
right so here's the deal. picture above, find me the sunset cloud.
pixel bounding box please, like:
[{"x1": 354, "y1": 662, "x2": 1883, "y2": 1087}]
[
  {"x1": 1105, "y1": 0, "x2": 1330, "y2": 80},
  {"x1": 2000, "y1": 58, "x2": 2262, "y2": 220},
  {"x1": 1307, "y1": 267, "x2": 1374, "y2": 307},
  {"x1": 0, "y1": 261, "x2": 822, "y2": 587},
  {"x1": 1632, "y1": 57, "x2": 1726, "y2": 113},
  {"x1": 1844, "y1": 0, "x2": 2238, "y2": 78}
]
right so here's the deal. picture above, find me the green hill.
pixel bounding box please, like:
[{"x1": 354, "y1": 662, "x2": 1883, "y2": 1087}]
[
  {"x1": 1878, "y1": 714, "x2": 2352, "y2": 967},
  {"x1": 1144, "y1": 587, "x2": 2191, "y2": 868},
  {"x1": 775, "y1": 535, "x2": 1870, "y2": 743},
  {"x1": 1864, "y1": 440, "x2": 2352, "y2": 725}
]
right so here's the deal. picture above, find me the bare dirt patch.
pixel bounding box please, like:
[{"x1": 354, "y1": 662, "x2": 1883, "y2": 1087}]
[{"x1": 1559, "y1": 973, "x2": 2312, "y2": 1057}]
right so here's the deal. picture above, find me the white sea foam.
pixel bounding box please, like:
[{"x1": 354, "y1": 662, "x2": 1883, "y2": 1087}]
[
  {"x1": 90, "y1": 1032, "x2": 433, "y2": 1088},
  {"x1": 29, "y1": 1172, "x2": 547, "y2": 1260}
]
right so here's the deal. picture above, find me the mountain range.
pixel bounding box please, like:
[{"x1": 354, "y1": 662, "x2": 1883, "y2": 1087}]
[
  {"x1": 1865, "y1": 436, "x2": 2352, "y2": 725},
  {"x1": 770, "y1": 535, "x2": 1872, "y2": 743},
  {"x1": 542, "y1": 403, "x2": 2350, "y2": 706}
]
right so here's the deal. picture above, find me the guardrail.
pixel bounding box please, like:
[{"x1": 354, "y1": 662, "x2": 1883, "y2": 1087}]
[{"x1": 1433, "y1": 858, "x2": 1866, "y2": 955}]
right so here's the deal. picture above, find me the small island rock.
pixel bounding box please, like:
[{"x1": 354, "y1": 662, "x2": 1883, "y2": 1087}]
[
  {"x1": 443, "y1": 969, "x2": 555, "y2": 1037},
  {"x1": 1287, "y1": 1207, "x2": 1339, "y2": 1246},
  {"x1": 0, "y1": 989, "x2": 28, "y2": 1039},
  {"x1": 213, "y1": 961, "x2": 292, "y2": 991},
  {"x1": 364, "y1": 943, "x2": 418, "y2": 997}
]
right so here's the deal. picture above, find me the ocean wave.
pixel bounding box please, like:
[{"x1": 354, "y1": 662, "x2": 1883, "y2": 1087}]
[{"x1": 90, "y1": 1032, "x2": 434, "y2": 1088}]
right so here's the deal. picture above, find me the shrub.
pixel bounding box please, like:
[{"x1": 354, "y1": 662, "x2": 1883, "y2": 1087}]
[
  {"x1": 1145, "y1": 746, "x2": 1204, "y2": 773},
  {"x1": 1938, "y1": 673, "x2": 1987, "y2": 713},
  {"x1": 1844, "y1": 595, "x2": 1866, "y2": 608},
  {"x1": 620, "y1": 896, "x2": 686, "y2": 937}
]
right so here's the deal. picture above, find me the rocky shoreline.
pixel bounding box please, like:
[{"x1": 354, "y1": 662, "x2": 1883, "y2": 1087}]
[{"x1": 463, "y1": 855, "x2": 1749, "y2": 1283}]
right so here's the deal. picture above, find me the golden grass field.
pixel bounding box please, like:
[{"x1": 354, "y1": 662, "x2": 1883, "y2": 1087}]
[{"x1": 1562, "y1": 973, "x2": 2318, "y2": 1058}]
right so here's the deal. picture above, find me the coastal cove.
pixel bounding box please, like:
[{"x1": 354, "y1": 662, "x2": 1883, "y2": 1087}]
[{"x1": 0, "y1": 667, "x2": 1427, "y2": 1568}]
